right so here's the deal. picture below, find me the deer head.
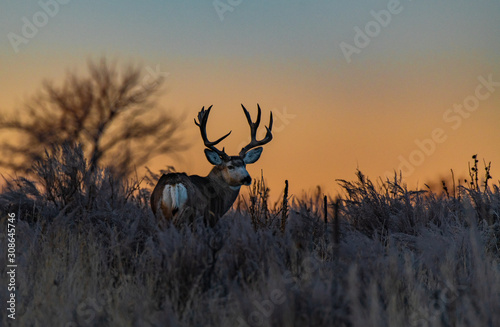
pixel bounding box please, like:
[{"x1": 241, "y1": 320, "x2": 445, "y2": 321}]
[{"x1": 195, "y1": 104, "x2": 273, "y2": 188}]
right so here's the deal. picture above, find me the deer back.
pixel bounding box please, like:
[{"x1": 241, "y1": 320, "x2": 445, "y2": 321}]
[{"x1": 150, "y1": 172, "x2": 240, "y2": 227}]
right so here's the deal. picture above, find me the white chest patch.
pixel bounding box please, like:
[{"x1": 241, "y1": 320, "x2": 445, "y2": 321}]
[{"x1": 162, "y1": 183, "x2": 188, "y2": 209}]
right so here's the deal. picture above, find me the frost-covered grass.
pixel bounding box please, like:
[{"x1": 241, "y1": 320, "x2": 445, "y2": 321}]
[{"x1": 1, "y1": 144, "x2": 499, "y2": 326}]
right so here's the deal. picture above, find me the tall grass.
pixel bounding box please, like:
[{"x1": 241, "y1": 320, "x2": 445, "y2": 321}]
[{"x1": 1, "y1": 144, "x2": 499, "y2": 326}]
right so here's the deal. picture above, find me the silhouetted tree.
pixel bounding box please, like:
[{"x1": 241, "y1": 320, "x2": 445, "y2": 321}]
[{"x1": 0, "y1": 57, "x2": 183, "y2": 176}]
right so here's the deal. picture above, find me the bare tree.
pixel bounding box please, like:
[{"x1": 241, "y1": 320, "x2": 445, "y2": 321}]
[{"x1": 0, "y1": 57, "x2": 184, "y2": 176}]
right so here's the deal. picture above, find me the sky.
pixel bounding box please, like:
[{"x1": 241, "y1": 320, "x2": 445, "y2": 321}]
[{"x1": 1, "y1": 0, "x2": 500, "y2": 200}]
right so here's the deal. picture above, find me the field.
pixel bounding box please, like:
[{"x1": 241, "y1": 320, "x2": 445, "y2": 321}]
[{"x1": 1, "y1": 144, "x2": 499, "y2": 326}]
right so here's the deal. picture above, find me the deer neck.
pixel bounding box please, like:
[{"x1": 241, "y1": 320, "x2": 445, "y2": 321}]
[{"x1": 207, "y1": 167, "x2": 241, "y2": 201}]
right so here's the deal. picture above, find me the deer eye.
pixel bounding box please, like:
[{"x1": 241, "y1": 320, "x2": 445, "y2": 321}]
[{"x1": 227, "y1": 165, "x2": 235, "y2": 170}]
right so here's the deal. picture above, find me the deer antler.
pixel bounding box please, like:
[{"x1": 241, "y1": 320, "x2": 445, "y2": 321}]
[
  {"x1": 195, "y1": 105, "x2": 231, "y2": 160},
  {"x1": 239, "y1": 104, "x2": 273, "y2": 157}
]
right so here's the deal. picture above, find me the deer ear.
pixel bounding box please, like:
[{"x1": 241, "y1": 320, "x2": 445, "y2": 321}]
[
  {"x1": 242, "y1": 147, "x2": 263, "y2": 164},
  {"x1": 204, "y1": 149, "x2": 223, "y2": 165}
]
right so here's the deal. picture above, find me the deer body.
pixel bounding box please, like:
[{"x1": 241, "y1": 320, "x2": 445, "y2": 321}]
[{"x1": 151, "y1": 105, "x2": 273, "y2": 227}]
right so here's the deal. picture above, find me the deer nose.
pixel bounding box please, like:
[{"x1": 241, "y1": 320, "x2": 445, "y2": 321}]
[{"x1": 242, "y1": 176, "x2": 252, "y2": 185}]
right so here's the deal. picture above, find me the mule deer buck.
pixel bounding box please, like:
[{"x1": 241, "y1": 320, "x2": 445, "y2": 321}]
[{"x1": 151, "y1": 104, "x2": 273, "y2": 227}]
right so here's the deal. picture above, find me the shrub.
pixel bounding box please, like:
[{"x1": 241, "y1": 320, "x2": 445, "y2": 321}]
[{"x1": 1, "y1": 146, "x2": 499, "y2": 326}]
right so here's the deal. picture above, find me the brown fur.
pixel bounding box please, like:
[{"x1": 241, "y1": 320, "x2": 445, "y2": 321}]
[{"x1": 150, "y1": 164, "x2": 242, "y2": 227}]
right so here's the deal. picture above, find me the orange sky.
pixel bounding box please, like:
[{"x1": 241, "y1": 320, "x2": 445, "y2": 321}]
[{"x1": 1, "y1": 1, "x2": 499, "y2": 201}]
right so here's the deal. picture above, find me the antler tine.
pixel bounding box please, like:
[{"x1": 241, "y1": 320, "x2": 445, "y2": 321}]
[
  {"x1": 255, "y1": 104, "x2": 262, "y2": 129},
  {"x1": 268, "y1": 110, "x2": 273, "y2": 131},
  {"x1": 239, "y1": 104, "x2": 273, "y2": 157},
  {"x1": 241, "y1": 104, "x2": 252, "y2": 128},
  {"x1": 194, "y1": 105, "x2": 231, "y2": 159}
]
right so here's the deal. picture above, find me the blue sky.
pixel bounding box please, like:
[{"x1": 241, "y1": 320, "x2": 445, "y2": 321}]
[{"x1": 3, "y1": 1, "x2": 499, "y2": 60}]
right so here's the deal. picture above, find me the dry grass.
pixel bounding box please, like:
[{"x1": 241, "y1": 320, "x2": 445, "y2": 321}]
[{"x1": 1, "y1": 144, "x2": 499, "y2": 326}]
